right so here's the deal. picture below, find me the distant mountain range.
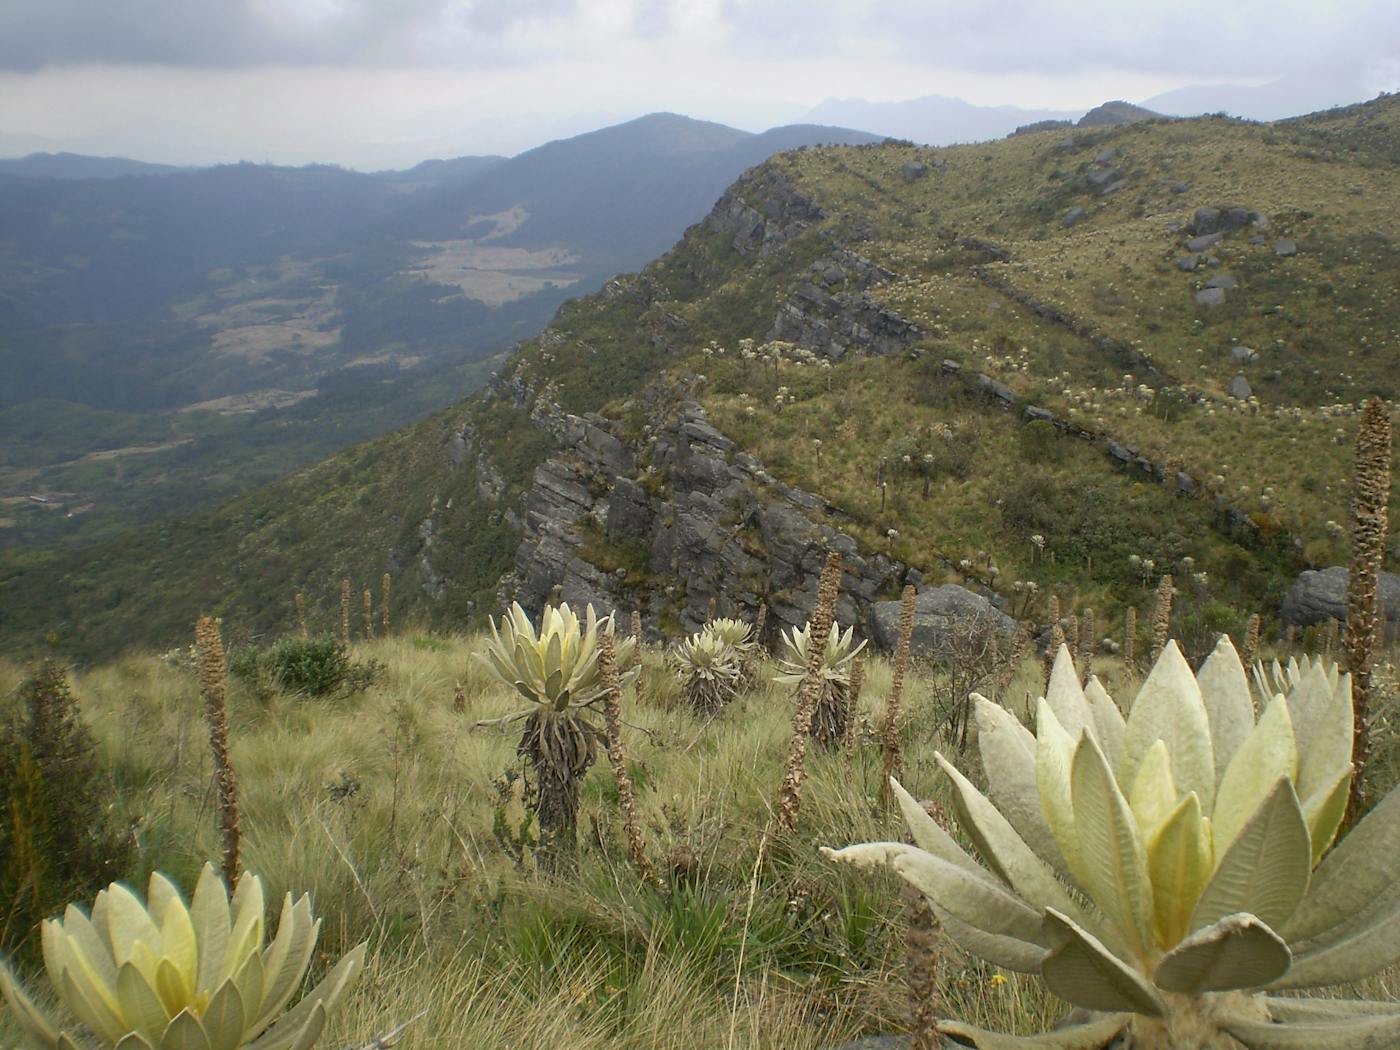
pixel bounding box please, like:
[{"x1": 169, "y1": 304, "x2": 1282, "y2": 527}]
[
  {"x1": 1140, "y1": 72, "x2": 1378, "y2": 122},
  {"x1": 0, "y1": 113, "x2": 879, "y2": 548},
  {"x1": 800, "y1": 75, "x2": 1383, "y2": 146},
  {"x1": 0, "y1": 152, "x2": 192, "y2": 179}
]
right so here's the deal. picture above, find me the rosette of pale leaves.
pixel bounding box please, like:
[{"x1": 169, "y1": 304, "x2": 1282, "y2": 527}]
[
  {"x1": 825, "y1": 638, "x2": 1400, "y2": 1049},
  {"x1": 672, "y1": 629, "x2": 743, "y2": 713},
  {"x1": 772, "y1": 622, "x2": 866, "y2": 686},
  {"x1": 480, "y1": 602, "x2": 634, "y2": 712},
  {"x1": 1, "y1": 863, "x2": 364, "y2": 1050},
  {"x1": 705, "y1": 618, "x2": 756, "y2": 656}
]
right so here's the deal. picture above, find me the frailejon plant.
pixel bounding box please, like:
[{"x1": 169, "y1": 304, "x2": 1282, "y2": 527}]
[
  {"x1": 707, "y1": 617, "x2": 757, "y2": 689},
  {"x1": 0, "y1": 862, "x2": 365, "y2": 1050},
  {"x1": 671, "y1": 629, "x2": 743, "y2": 715},
  {"x1": 477, "y1": 602, "x2": 636, "y2": 863},
  {"x1": 774, "y1": 620, "x2": 867, "y2": 749},
  {"x1": 825, "y1": 638, "x2": 1400, "y2": 1049}
]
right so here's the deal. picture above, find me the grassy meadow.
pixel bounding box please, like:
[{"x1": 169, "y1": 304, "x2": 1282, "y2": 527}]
[{"x1": 3, "y1": 623, "x2": 1400, "y2": 1049}]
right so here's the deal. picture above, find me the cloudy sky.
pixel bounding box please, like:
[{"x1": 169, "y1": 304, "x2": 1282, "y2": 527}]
[{"x1": 1, "y1": 0, "x2": 1396, "y2": 169}]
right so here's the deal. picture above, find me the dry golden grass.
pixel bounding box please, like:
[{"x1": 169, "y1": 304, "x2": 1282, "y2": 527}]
[{"x1": 1, "y1": 628, "x2": 1396, "y2": 1049}]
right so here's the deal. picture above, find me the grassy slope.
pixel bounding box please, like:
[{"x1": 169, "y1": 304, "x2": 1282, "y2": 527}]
[
  {"x1": 4, "y1": 99, "x2": 1399, "y2": 662},
  {"x1": 1, "y1": 635, "x2": 1397, "y2": 1048}
]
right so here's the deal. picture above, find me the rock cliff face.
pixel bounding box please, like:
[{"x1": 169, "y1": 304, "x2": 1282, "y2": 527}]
[
  {"x1": 768, "y1": 250, "x2": 924, "y2": 360},
  {"x1": 449, "y1": 164, "x2": 1004, "y2": 647},
  {"x1": 507, "y1": 397, "x2": 914, "y2": 643}
]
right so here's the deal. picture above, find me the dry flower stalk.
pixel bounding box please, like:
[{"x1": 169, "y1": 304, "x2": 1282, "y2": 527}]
[
  {"x1": 294, "y1": 591, "x2": 308, "y2": 639},
  {"x1": 381, "y1": 573, "x2": 391, "y2": 635},
  {"x1": 1321, "y1": 617, "x2": 1339, "y2": 656},
  {"x1": 843, "y1": 653, "x2": 866, "y2": 780},
  {"x1": 1345, "y1": 395, "x2": 1391, "y2": 821},
  {"x1": 1150, "y1": 574, "x2": 1174, "y2": 663},
  {"x1": 995, "y1": 624, "x2": 1027, "y2": 696},
  {"x1": 775, "y1": 551, "x2": 843, "y2": 831},
  {"x1": 362, "y1": 589, "x2": 374, "y2": 641},
  {"x1": 904, "y1": 800, "x2": 947, "y2": 1050},
  {"x1": 1242, "y1": 612, "x2": 1260, "y2": 668},
  {"x1": 340, "y1": 578, "x2": 351, "y2": 646},
  {"x1": 879, "y1": 583, "x2": 917, "y2": 807},
  {"x1": 631, "y1": 609, "x2": 643, "y2": 642},
  {"x1": 1124, "y1": 605, "x2": 1137, "y2": 668},
  {"x1": 1078, "y1": 607, "x2": 1095, "y2": 680},
  {"x1": 598, "y1": 631, "x2": 656, "y2": 884},
  {"x1": 452, "y1": 681, "x2": 466, "y2": 713},
  {"x1": 1044, "y1": 622, "x2": 1065, "y2": 691},
  {"x1": 195, "y1": 615, "x2": 240, "y2": 884}
]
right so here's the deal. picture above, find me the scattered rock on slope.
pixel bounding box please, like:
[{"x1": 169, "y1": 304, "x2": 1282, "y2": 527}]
[
  {"x1": 1281, "y1": 566, "x2": 1400, "y2": 630},
  {"x1": 868, "y1": 585, "x2": 1016, "y2": 657}
]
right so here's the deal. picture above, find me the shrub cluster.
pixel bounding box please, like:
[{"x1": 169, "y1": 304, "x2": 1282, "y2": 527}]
[
  {"x1": 0, "y1": 660, "x2": 132, "y2": 958},
  {"x1": 230, "y1": 636, "x2": 382, "y2": 697}
]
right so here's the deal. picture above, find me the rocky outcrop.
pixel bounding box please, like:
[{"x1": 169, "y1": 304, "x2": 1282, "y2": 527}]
[
  {"x1": 1280, "y1": 566, "x2": 1400, "y2": 632},
  {"x1": 769, "y1": 251, "x2": 924, "y2": 359},
  {"x1": 869, "y1": 585, "x2": 1016, "y2": 658},
  {"x1": 704, "y1": 169, "x2": 827, "y2": 258},
  {"x1": 509, "y1": 399, "x2": 920, "y2": 643}
]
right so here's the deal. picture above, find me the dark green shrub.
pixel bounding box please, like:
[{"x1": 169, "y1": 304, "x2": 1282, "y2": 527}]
[
  {"x1": 229, "y1": 636, "x2": 382, "y2": 697},
  {"x1": 0, "y1": 660, "x2": 132, "y2": 958},
  {"x1": 263, "y1": 636, "x2": 353, "y2": 696}
]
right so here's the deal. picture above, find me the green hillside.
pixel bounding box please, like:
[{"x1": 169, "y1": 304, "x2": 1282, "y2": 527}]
[
  {"x1": 4, "y1": 97, "x2": 1399, "y2": 660},
  {"x1": 0, "y1": 116, "x2": 879, "y2": 551}
]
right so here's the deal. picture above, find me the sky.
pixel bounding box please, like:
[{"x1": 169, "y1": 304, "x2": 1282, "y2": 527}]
[{"x1": 0, "y1": 0, "x2": 1397, "y2": 169}]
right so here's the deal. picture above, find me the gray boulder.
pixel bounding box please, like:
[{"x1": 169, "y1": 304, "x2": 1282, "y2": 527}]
[
  {"x1": 1228, "y1": 374, "x2": 1252, "y2": 400},
  {"x1": 1281, "y1": 566, "x2": 1400, "y2": 630},
  {"x1": 1192, "y1": 207, "x2": 1222, "y2": 234},
  {"x1": 1205, "y1": 273, "x2": 1238, "y2": 290},
  {"x1": 1193, "y1": 206, "x2": 1254, "y2": 235},
  {"x1": 1186, "y1": 232, "x2": 1224, "y2": 252},
  {"x1": 1195, "y1": 287, "x2": 1226, "y2": 308},
  {"x1": 1062, "y1": 206, "x2": 1089, "y2": 228},
  {"x1": 1176, "y1": 254, "x2": 1199, "y2": 271},
  {"x1": 1231, "y1": 346, "x2": 1258, "y2": 364},
  {"x1": 901, "y1": 162, "x2": 928, "y2": 181},
  {"x1": 1274, "y1": 238, "x2": 1298, "y2": 256},
  {"x1": 869, "y1": 585, "x2": 1016, "y2": 657}
]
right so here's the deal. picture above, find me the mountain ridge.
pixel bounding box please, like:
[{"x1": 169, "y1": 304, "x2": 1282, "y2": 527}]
[
  {"x1": 0, "y1": 113, "x2": 881, "y2": 549},
  {"x1": 4, "y1": 96, "x2": 1398, "y2": 659}
]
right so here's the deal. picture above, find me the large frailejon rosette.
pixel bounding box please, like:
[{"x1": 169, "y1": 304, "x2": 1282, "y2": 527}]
[
  {"x1": 825, "y1": 638, "x2": 1400, "y2": 1049},
  {"x1": 1, "y1": 863, "x2": 364, "y2": 1050}
]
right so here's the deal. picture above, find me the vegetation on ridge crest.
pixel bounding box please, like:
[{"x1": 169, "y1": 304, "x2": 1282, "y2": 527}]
[{"x1": 5, "y1": 98, "x2": 1400, "y2": 659}]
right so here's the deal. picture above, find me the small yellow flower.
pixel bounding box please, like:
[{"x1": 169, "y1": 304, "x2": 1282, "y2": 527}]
[{"x1": 988, "y1": 972, "x2": 1008, "y2": 988}]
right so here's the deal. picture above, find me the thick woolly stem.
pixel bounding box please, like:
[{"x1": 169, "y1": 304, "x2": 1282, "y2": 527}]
[
  {"x1": 776, "y1": 551, "x2": 843, "y2": 831},
  {"x1": 1241, "y1": 612, "x2": 1259, "y2": 669},
  {"x1": 1345, "y1": 396, "x2": 1391, "y2": 821},
  {"x1": 339, "y1": 578, "x2": 350, "y2": 646},
  {"x1": 880, "y1": 584, "x2": 917, "y2": 807},
  {"x1": 599, "y1": 631, "x2": 655, "y2": 885},
  {"x1": 195, "y1": 616, "x2": 240, "y2": 885},
  {"x1": 1150, "y1": 575, "x2": 1175, "y2": 663},
  {"x1": 843, "y1": 654, "x2": 866, "y2": 781}
]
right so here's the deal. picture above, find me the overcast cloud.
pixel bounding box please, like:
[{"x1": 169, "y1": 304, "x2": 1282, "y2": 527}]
[{"x1": 0, "y1": 0, "x2": 1396, "y2": 167}]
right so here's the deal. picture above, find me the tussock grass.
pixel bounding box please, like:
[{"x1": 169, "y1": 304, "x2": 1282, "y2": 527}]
[{"x1": 3, "y1": 632, "x2": 1396, "y2": 1047}]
